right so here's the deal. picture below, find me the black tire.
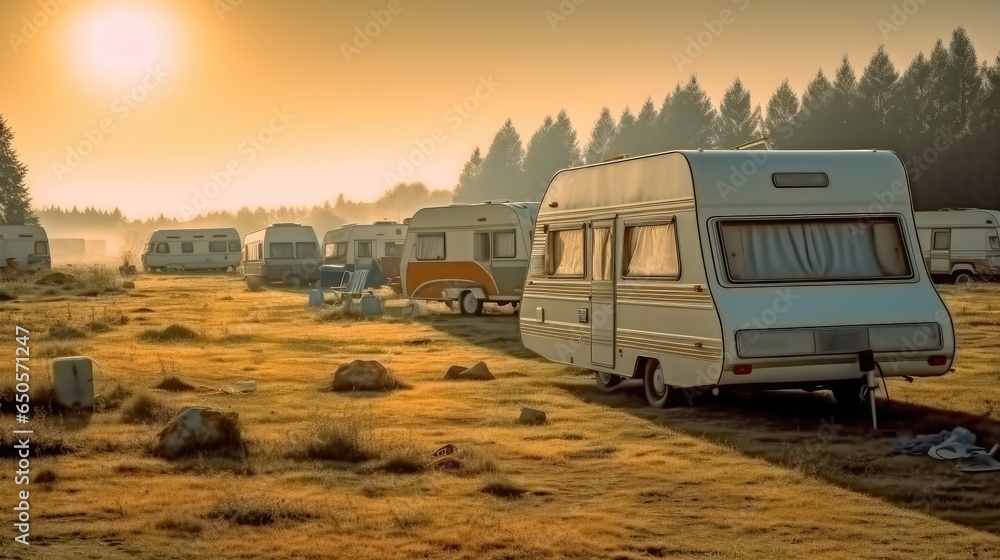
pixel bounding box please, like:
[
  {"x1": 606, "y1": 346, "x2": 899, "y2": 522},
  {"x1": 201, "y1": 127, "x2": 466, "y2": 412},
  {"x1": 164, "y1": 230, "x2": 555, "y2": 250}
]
[
  {"x1": 459, "y1": 291, "x2": 483, "y2": 315},
  {"x1": 245, "y1": 277, "x2": 264, "y2": 292},
  {"x1": 595, "y1": 370, "x2": 622, "y2": 391},
  {"x1": 831, "y1": 380, "x2": 868, "y2": 412},
  {"x1": 284, "y1": 275, "x2": 303, "y2": 288},
  {"x1": 953, "y1": 271, "x2": 978, "y2": 284},
  {"x1": 643, "y1": 360, "x2": 675, "y2": 408}
]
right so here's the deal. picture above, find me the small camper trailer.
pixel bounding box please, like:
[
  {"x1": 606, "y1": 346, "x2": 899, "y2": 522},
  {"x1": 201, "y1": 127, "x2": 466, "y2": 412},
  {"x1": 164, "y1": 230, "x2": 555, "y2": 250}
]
[
  {"x1": 400, "y1": 201, "x2": 539, "y2": 314},
  {"x1": 913, "y1": 208, "x2": 1000, "y2": 284},
  {"x1": 242, "y1": 223, "x2": 322, "y2": 290},
  {"x1": 0, "y1": 224, "x2": 50, "y2": 273},
  {"x1": 141, "y1": 228, "x2": 242, "y2": 272},
  {"x1": 520, "y1": 149, "x2": 955, "y2": 408},
  {"x1": 322, "y1": 221, "x2": 408, "y2": 286}
]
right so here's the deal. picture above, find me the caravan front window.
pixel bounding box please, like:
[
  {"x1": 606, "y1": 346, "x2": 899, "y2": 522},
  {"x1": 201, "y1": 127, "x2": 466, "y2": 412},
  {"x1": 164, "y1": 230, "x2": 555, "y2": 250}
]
[
  {"x1": 296, "y1": 242, "x2": 318, "y2": 259},
  {"x1": 270, "y1": 242, "x2": 294, "y2": 258},
  {"x1": 546, "y1": 228, "x2": 584, "y2": 276},
  {"x1": 718, "y1": 217, "x2": 912, "y2": 283},
  {"x1": 356, "y1": 241, "x2": 372, "y2": 258},
  {"x1": 229, "y1": 240, "x2": 240, "y2": 252},
  {"x1": 156, "y1": 243, "x2": 169, "y2": 254},
  {"x1": 143, "y1": 243, "x2": 154, "y2": 255},
  {"x1": 326, "y1": 242, "x2": 348, "y2": 260}
]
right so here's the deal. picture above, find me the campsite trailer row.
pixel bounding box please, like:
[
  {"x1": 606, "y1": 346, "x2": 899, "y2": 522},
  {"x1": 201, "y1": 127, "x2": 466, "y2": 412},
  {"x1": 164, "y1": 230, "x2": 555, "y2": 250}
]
[
  {"x1": 913, "y1": 208, "x2": 1000, "y2": 284},
  {"x1": 323, "y1": 221, "x2": 407, "y2": 286},
  {"x1": 519, "y1": 149, "x2": 955, "y2": 407},
  {"x1": 0, "y1": 224, "x2": 50, "y2": 273},
  {"x1": 242, "y1": 223, "x2": 322, "y2": 290},
  {"x1": 400, "y1": 201, "x2": 539, "y2": 314},
  {"x1": 141, "y1": 228, "x2": 242, "y2": 272}
]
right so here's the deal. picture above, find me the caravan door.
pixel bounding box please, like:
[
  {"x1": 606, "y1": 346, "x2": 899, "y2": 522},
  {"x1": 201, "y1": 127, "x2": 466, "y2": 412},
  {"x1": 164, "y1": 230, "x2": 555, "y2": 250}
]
[
  {"x1": 590, "y1": 220, "x2": 616, "y2": 368},
  {"x1": 929, "y1": 229, "x2": 951, "y2": 275}
]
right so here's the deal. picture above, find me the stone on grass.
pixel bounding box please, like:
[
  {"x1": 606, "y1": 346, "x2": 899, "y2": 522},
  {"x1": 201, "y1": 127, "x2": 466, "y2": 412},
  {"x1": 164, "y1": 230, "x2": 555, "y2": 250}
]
[
  {"x1": 154, "y1": 407, "x2": 242, "y2": 459},
  {"x1": 331, "y1": 359, "x2": 391, "y2": 391},
  {"x1": 122, "y1": 280, "x2": 135, "y2": 289},
  {"x1": 518, "y1": 407, "x2": 547, "y2": 425},
  {"x1": 444, "y1": 361, "x2": 495, "y2": 381}
]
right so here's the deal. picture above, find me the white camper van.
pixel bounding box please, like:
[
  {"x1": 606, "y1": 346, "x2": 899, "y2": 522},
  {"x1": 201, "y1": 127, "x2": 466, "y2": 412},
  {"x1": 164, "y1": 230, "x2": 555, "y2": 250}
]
[
  {"x1": 913, "y1": 208, "x2": 1000, "y2": 284},
  {"x1": 140, "y1": 228, "x2": 242, "y2": 272},
  {"x1": 519, "y1": 149, "x2": 955, "y2": 408},
  {"x1": 323, "y1": 220, "x2": 408, "y2": 281},
  {"x1": 400, "y1": 201, "x2": 539, "y2": 314},
  {"x1": 242, "y1": 223, "x2": 322, "y2": 290},
  {"x1": 0, "y1": 224, "x2": 50, "y2": 273}
]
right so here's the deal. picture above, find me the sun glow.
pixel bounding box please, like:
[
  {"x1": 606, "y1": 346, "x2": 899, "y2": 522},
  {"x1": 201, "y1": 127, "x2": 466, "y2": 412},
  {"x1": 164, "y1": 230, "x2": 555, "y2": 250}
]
[{"x1": 67, "y1": 1, "x2": 182, "y2": 90}]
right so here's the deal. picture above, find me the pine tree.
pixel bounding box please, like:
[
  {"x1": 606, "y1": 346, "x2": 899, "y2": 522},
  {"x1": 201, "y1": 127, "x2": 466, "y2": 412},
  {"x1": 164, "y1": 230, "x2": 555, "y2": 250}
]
[
  {"x1": 659, "y1": 76, "x2": 718, "y2": 149},
  {"x1": 858, "y1": 45, "x2": 900, "y2": 128},
  {"x1": 975, "y1": 55, "x2": 1000, "y2": 132},
  {"x1": 897, "y1": 52, "x2": 934, "y2": 142},
  {"x1": 583, "y1": 107, "x2": 617, "y2": 164},
  {"x1": 453, "y1": 146, "x2": 484, "y2": 202},
  {"x1": 716, "y1": 78, "x2": 762, "y2": 149},
  {"x1": 552, "y1": 110, "x2": 582, "y2": 168},
  {"x1": 607, "y1": 107, "x2": 636, "y2": 157},
  {"x1": 947, "y1": 26, "x2": 983, "y2": 134},
  {"x1": 764, "y1": 79, "x2": 800, "y2": 145},
  {"x1": 522, "y1": 116, "x2": 556, "y2": 198},
  {"x1": 834, "y1": 55, "x2": 859, "y2": 107},
  {"x1": 928, "y1": 39, "x2": 960, "y2": 135},
  {"x1": 474, "y1": 119, "x2": 524, "y2": 202},
  {"x1": 632, "y1": 97, "x2": 658, "y2": 155},
  {"x1": 0, "y1": 115, "x2": 38, "y2": 225}
]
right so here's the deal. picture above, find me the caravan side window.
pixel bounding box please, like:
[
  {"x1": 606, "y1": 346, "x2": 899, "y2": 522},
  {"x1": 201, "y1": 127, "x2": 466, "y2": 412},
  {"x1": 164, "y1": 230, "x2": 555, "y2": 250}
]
[
  {"x1": 209, "y1": 241, "x2": 227, "y2": 252},
  {"x1": 932, "y1": 231, "x2": 951, "y2": 250},
  {"x1": 623, "y1": 222, "x2": 680, "y2": 278},
  {"x1": 384, "y1": 242, "x2": 402, "y2": 257},
  {"x1": 270, "y1": 242, "x2": 294, "y2": 258},
  {"x1": 156, "y1": 243, "x2": 170, "y2": 254},
  {"x1": 296, "y1": 242, "x2": 318, "y2": 259},
  {"x1": 181, "y1": 242, "x2": 194, "y2": 254},
  {"x1": 415, "y1": 233, "x2": 445, "y2": 260},
  {"x1": 493, "y1": 230, "x2": 517, "y2": 258},
  {"x1": 356, "y1": 241, "x2": 373, "y2": 258},
  {"x1": 546, "y1": 228, "x2": 584, "y2": 277}
]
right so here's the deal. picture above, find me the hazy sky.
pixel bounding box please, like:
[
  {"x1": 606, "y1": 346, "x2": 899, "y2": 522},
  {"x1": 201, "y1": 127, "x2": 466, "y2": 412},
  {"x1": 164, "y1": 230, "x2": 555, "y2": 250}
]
[{"x1": 3, "y1": 0, "x2": 999, "y2": 220}]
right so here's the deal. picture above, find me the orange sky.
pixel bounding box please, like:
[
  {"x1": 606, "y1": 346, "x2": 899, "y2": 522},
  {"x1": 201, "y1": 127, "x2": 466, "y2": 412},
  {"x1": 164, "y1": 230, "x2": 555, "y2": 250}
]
[{"x1": 3, "y1": 0, "x2": 999, "y2": 220}]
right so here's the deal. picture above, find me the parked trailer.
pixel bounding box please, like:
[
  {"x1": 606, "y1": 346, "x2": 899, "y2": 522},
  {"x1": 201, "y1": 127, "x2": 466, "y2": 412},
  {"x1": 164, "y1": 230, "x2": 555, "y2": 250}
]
[
  {"x1": 141, "y1": 228, "x2": 242, "y2": 272},
  {"x1": 913, "y1": 208, "x2": 1000, "y2": 284},
  {"x1": 242, "y1": 223, "x2": 322, "y2": 290},
  {"x1": 323, "y1": 220, "x2": 408, "y2": 285},
  {"x1": 519, "y1": 149, "x2": 955, "y2": 408},
  {"x1": 400, "y1": 201, "x2": 539, "y2": 314},
  {"x1": 0, "y1": 224, "x2": 51, "y2": 273}
]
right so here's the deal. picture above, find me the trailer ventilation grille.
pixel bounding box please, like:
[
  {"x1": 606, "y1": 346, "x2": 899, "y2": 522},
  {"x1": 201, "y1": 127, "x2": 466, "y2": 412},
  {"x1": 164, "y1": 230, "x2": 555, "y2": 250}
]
[{"x1": 814, "y1": 327, "x2": 869, "y2": 354}]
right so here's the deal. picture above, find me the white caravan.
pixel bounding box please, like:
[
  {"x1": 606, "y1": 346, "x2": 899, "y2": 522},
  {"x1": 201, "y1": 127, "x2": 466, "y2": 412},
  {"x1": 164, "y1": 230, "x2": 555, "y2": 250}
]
[
  {"x1": 242, "y1": 223, "x2": 322, "y2": 290},
  {"x1": 519, "y1": 149, "x2": 955, "y2": 408},
  {"x1": 323, "y1": 220, "x2": 408, "y2": 282},
  {"x1": 400, "y1": 201, "x2": 539, "y2": 314},
  {"x1": 913, "y1": 208, "x2": 1000, "y2": 284},
  {"x1": 141, "y1": 228, "x2": 242, "y2": 272},
  {"x1": 0, "y1": 224, "x2": 50, "y2": 273}
]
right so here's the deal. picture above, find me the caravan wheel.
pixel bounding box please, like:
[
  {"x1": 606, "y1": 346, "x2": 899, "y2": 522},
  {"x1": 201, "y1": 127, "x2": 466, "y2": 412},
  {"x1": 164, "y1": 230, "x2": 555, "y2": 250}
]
[
  {"x1": 953, "y1": 271, "x2": 978, "y2": 284},
  {"x1": 643, "y1": 360, "x2": 675, "y2": 408},
  {"x1": 460, "y1": 291, "x2": 483, "y2": 315},
  {"x1": 595, "y1": 371, "x2": 622, "y2": 391}
]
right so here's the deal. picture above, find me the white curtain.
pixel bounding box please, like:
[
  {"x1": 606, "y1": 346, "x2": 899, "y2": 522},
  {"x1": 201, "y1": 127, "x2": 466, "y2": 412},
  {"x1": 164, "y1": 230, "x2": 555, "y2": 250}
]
[
  {"x1": 416, "y1": 234, "x2": 445, "y2": 260},
  {"x1": 474, "y1": 232, "x2": 491, "y2": 261},
  {"x1": 592, "y1": 227, "x2": 613, "y2": 280},
  {"x1": 721, "y1": 219, "x2": 910, "y2": 281},
  {"x1": 624, "y1": 224, "x2": 679, "y2": 277},
  {"x1": 493, "y1": 230, "x2": 517, "y2": 258},
  {"x1": 547, "y1": 229, "x2": 584, "y2": 275}
]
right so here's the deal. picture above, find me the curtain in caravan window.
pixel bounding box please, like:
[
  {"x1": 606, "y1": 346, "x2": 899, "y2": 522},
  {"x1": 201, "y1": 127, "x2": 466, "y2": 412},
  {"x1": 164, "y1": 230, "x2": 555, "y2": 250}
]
[
  {"x1": 592, "y1": 227, "x2": 613, "y2": 280},
  {"x1": 416, "y1": 234, "x2": 445, "y2": 260},
  {"x1": 493, "y1": 230, "x2": 517, "y2": 258},
  {"x1": 624, "y1": 223, "x2": 679, "y2": 277},
  {"x1": 720, "y1": 218, "x2": 911, "y2": 282},
  {"x1": 546, "y1": 229, "x2": 584, "y2": 276},
  {"x1": 474, "y1": 232, "x2": 491, "y2": 261}
]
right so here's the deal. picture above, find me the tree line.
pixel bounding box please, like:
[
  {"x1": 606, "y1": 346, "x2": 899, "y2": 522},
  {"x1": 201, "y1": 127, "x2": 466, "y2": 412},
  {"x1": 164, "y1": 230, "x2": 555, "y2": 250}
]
[{"x1": 454, "y1": 27, "x2": 1000, "y2": 209}]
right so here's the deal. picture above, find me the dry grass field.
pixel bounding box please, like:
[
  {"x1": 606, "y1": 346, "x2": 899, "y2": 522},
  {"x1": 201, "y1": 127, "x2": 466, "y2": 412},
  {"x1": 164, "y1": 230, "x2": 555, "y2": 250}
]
[{"x1": 1, "y1": 269, "x2": 999, "y2": 559}]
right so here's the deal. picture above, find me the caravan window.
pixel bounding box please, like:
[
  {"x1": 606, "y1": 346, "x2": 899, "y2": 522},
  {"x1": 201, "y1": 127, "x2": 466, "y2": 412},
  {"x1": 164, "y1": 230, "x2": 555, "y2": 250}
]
[
  {"x1": 156, "y1": 243, "x2": 170, "y2": 254},
  {"x1": 493, "y1": 230, "x2": 517, "y2": 259},
  {"x1": 546, "y1": 228, "x2": 584, "y2": 276},
  {"x1": 356, "y1": 241, "x2": 373, "y2": 258},
  {"x1": 143, "y1": 243, "x2": 154, "y2": 255},
  {"x1": 592, "y1": 227, "x2": 613, "y2": 281},
  {"x1": 932, "y1": 231, "x2": 951, "y2": 250},
  {"x1": 415, "y1": 233, "x2": 445, "y2": 260},
  {"x1": 228, "y1": 240, "x2": 240, "y2": 252},
  {"x1": 991, "y1": 236, "x2": 1000, "y2": 249},
  {"x1": 326, "y1": 242, "x2": 348, "y2": 260},
  {"x1": 296, "y1": 242, "x2": 318, "y2": 259},
  {"x1": 34, "y1": 241, "x2": 48, "y2": 255},
  {"x1": 474, "y1": 232, "x2": 491, "y2": 261},
  {"x1": 209, "y1": 241, "x2": 227, "y2": 252},
  {"x1": 182, "y1": 242, "x2": 194, "y2": 254},
  {"x1": 270, "y1": 242, "x2": 294, "y2": 259},
  {"x1": 623, "y1": 223, "x2": 679, "y2": 278},
  {"x1": 718, "y1": 217, "x2": 912, "y2": 283},
  {"x1": 384, "y1": 242, "x2": 402, "y2": 257}
]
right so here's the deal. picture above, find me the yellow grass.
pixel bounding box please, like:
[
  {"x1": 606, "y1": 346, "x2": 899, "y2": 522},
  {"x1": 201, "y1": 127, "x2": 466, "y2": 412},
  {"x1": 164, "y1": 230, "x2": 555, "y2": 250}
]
[{"x1": 1, "y1": 272, "x2": 999, "y2": 559}]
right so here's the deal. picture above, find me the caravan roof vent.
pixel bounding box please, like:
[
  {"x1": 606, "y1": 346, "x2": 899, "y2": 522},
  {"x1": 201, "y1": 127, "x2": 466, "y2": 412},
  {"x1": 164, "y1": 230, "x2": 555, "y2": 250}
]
[
  {"x1": 373, "y1": 220, "x2": 397, "y2": 225},
  {"x1": 271, "y1": 222, "x2": 302, "y2": 227},
  {"x1": 482, "y1": 199, "x2": 510, "y2": 204}
]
